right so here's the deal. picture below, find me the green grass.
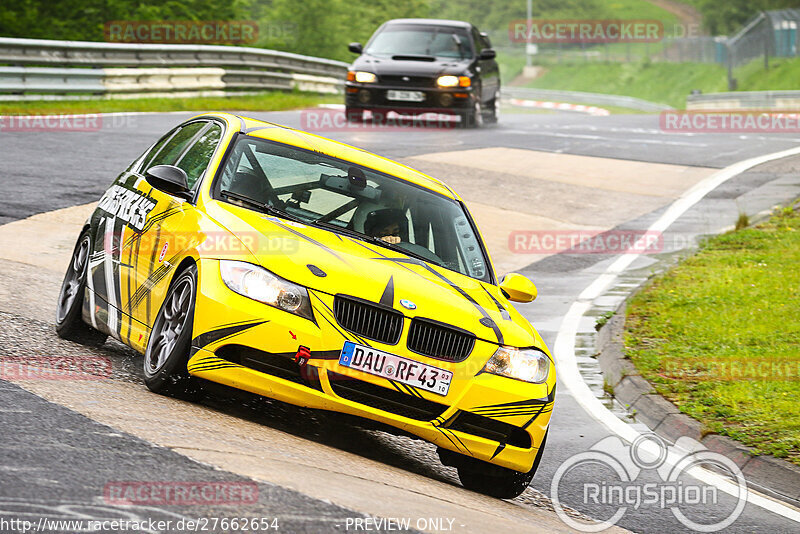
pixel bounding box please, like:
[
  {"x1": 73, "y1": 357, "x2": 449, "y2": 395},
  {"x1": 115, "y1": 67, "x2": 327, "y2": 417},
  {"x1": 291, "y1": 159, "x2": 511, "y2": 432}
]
[
  {"x1": 0, "y1": 91, "x2": 338, "y2": 115},
  {"x1": 523, "y1": 60, "x2": 727, "y2": 108},
  {"x1": 625, "y1": 203, "x2": 800, "y2": 465},
  {"x1": 517, "y1": 56, "x2": 800, "y2": 108}
]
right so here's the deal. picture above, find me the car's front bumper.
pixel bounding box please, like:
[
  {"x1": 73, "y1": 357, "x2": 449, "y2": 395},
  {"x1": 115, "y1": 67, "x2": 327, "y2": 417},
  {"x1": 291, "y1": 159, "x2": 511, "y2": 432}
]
[
  {"x1": 187, "y1": 259, "x2": 555, "y2": 473},
  {"x1": 345, "y1": 82, "x2": 475, "y2": 114}
]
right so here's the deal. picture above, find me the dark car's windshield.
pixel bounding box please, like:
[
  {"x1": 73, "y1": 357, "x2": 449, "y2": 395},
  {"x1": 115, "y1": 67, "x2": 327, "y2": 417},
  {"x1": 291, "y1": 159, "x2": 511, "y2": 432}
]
[
  {"x1": 365, "y1": 24, "x2": 474, "y2": 60},
  {"x1": 217, "y1": 136, "x2": 491, "y2": 282}
]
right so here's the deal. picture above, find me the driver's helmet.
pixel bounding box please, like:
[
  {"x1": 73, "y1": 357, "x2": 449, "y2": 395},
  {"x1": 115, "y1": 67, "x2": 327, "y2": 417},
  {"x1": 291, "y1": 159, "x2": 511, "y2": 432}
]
[{"x1": 363, "y1": 208, "x2": 409, "y2": 241}]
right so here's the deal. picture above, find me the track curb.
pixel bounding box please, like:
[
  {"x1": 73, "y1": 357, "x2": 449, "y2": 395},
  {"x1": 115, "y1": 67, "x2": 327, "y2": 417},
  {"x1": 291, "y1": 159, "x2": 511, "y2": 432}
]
[{"x1": 595, "y1": 294, "x2": 800, "y2": 507}]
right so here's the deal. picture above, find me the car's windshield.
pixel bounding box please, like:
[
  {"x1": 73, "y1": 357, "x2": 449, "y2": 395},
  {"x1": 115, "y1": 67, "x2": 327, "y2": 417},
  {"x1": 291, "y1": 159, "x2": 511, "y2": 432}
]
[
  {"x1": 217, "y1": 136, "x2": 491, "y2": 282},
  {"x1": 365, "y1": 24, "x2": 473, "y2": 60}
]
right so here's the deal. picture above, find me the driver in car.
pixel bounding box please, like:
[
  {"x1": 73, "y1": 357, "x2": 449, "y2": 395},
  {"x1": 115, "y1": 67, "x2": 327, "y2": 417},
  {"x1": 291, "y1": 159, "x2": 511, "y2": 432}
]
[{"x1": 364, "y1": 208, "x2": 405, "y2": 244}]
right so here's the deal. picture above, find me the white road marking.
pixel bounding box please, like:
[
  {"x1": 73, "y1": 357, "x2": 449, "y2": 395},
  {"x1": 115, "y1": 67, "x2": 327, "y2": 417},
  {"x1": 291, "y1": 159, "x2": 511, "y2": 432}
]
[{"x1": 553, "y1": 144, "x2": 800, "y2": 522}]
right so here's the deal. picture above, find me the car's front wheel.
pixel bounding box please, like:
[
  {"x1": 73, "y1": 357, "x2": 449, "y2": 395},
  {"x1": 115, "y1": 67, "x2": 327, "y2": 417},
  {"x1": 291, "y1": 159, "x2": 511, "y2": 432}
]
[
  {"x1": 55, "y1": 229, "x2": 108, "y2": 346},
  {"x1": 439, "y1": 431, "x2": 548, "y2": 499},
  {"x1": 459, "y1": 99, "x2": 484, "y2": 129},
  {"x1": 143, "y1": 264, "x2": 201, "y2": 398}
]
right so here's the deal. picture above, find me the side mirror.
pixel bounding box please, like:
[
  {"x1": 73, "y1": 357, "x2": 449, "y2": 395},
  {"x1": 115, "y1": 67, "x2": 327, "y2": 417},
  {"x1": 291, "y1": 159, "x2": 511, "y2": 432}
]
[
  {"x1": 348, "y1": 42, "x2": 363, "y2": 54},
  {"x1": 499, "y1": 273, "x2": 537, "y2": 303},
  {"x1": 479, "y1": 48, "x2": 496, "y2": 60},
  {"x1": 145, "y1": 165, "x2": 191, "y2": 199}
]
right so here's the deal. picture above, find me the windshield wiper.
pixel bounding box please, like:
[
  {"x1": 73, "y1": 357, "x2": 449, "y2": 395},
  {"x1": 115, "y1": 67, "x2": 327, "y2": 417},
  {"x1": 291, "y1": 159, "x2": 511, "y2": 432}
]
[
  {"x1": 311, "y1": 220, "x2": 444, "y2": 267},
  {"x1": 220, "y1": 190, "x2": 307, "y2": 224}
]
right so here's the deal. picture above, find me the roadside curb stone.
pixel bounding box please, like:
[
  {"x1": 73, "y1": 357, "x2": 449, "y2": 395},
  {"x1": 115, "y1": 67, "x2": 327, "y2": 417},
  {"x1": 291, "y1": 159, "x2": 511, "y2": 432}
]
[{"x1": 595, "y1": 300, "x2": 800, "y2": 506}]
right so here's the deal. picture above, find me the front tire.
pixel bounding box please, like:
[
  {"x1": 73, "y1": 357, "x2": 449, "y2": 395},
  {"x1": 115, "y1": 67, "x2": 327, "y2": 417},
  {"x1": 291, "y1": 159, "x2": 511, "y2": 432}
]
[
  {"x1": 459, "y1": 100, "x2": 483, "y2": 129},
  {"x1": 55, "y1": 229, "x2": 107, "y2": 346},
  {"x1": 143, "y1": 264, "x2": 201, "y2": 398},
  {"x1": 440, "y1": 431, "x2": 548, "y2": 499}
]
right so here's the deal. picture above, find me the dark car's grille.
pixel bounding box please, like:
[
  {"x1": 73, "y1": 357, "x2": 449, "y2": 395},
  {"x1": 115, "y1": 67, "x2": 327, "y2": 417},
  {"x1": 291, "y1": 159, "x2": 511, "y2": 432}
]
[
  {"x1": 445, "y1": 411, "x2": 532, "y2": 449},
  {"x1": 379, "y1": 75, "x2": 436, "y2": 87},
  {"x1": 407, "y1": 319, "x2": 475, "y2": 362},
  {"x1": 328, "y1": 371, "x2": 448, "y2": 421},
  {"x1": 333, "y1": 295, "x2": 403, "y2": 345}
]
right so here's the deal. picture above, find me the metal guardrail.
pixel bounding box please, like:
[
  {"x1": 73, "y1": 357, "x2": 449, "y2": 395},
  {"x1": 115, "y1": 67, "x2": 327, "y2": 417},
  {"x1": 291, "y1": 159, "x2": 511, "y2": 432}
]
[
  {"x1": 0, "y1": 37, "x2": 348, "y2": 99},
  {"x1": 502, "y1": 87, "x2": 673, "y2": 112},
  {"x1": 687, "y1": 90, "x2": 800, "y2": 111}
]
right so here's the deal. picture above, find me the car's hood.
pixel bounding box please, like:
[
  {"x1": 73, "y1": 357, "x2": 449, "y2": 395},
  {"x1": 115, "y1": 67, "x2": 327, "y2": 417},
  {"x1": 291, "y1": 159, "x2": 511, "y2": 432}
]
[
  {"x1": 351, "y1": 54, "x2": 470, "y2": 78},
  {"x1": 206, "y1": 203, "x2": 539, "y2": 348}
]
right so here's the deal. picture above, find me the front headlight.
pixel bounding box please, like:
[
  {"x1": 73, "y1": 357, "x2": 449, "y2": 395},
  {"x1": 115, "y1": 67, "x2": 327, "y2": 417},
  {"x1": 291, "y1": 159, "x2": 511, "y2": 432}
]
[
  {"x1": 436, "y1": 75, "x2": 471, "y2": 88},
  {"x1": 483, "y1": 346, "x2": 550, "y2": 383},
  {"x1": 220, "y1": 260, "x2": 313, "y2": 321},
  {"x1": 353, "y1": 71, "x2": 377, "y2": 83}
]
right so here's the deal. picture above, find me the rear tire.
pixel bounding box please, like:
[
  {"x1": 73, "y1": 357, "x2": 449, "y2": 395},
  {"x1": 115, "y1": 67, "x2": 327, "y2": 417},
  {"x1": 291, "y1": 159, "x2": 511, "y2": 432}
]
[
  {"x1": 143, "y1": 264, "x2": 202, "y2": 399},
  {"x1": 441, "y1": 431, "x2": 548, "y2": 499},
  {"x1": 55, "y1": 229, "x2": 108, "y2": 346}
]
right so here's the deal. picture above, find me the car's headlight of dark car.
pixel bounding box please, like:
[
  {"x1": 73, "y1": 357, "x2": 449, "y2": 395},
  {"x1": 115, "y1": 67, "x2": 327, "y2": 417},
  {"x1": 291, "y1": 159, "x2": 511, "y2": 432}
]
[
  {"x1": 483, "y1": 346, "x2": 550, "y2": 383},
  {"x1": 348, "y1": 71, "x2": 377, "y2": 83},
  {"x1": 436, "y1": 75, "x2": 471, "y2": 88},
  {"x1": 220, "y1": 260, "x2": 313, "y2": 321}
]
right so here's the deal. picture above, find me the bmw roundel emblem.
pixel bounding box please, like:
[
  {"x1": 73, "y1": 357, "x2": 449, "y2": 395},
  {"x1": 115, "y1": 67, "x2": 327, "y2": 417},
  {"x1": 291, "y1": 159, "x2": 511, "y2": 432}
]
[{"x1": 400, "y1": 299, "x2": 417, "y2": 310}]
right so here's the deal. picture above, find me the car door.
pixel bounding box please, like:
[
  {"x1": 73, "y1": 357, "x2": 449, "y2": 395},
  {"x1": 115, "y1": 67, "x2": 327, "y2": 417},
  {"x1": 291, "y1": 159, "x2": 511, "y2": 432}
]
[
  {"x1": 473, "y1": 28, "x2": 499, "y2": 105},
  {"x1": 91, "y1": 119, "x2": 223, "y2": 350}
]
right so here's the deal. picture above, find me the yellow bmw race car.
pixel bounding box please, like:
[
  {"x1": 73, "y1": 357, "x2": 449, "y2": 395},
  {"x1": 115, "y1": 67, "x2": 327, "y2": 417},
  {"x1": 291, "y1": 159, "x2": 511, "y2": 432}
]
[{"x1": 55, "y1": 112, "x2": 555, "y2": 498}]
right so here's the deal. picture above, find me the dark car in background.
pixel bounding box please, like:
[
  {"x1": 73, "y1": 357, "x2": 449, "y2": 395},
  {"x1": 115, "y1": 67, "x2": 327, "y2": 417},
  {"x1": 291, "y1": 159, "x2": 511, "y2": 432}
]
[{"x1": 346, "y1": 19, "x2": 500, "y2": 127}]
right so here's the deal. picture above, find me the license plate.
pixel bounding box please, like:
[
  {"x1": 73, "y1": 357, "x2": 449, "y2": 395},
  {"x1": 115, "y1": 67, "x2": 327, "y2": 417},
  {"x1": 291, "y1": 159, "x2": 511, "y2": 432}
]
[
  {"x1": 386, "y1": 90, "x2": 425, "y2": 102},
  {"x1": 338, "y1": 341, "x2": 452, "y2": 396}
]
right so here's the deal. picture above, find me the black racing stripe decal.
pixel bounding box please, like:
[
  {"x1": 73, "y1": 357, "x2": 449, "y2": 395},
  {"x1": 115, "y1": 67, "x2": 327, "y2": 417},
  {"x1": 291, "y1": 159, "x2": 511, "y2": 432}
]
[
  {"x1": 145, "y1": 225, "x2": 161, "y2": 324},
  {"x1": 379, "y1": 275, "x2": 394, "y2": 307},
  {"x1": 443, "y1": 427, "x2": 471, "y2": 455},
  {"x1": 473, "y1": 397, "x2": 552, "y2": 410},
  {"x1": 522, "y1": 403, "x2": 551, "y2": 430},
  {"x1": 490, "y1": 443, "x2": 505, "y2": 460},
  {"x1": 388, "y1": 380, "x2": 405, "y2": 394},
  {"x1": 125, "y1": 233, "x2": 134, "y2": 344},
  {"x1": 123, "y1": 206, "x2": 182, "y2": 249},
  {"x1": 480, "y1": 285, "x2": 511, "y2": 321},
  {"x1": 345, "y1": 237, "x2": 431, "y2": 281},
  {"x1": 189, "y1": 363, "x2": 243, "y2": 373},
  {"x1": 191, "y1": 320, "x2": 268, "y2": 350},
  {"x1": 127, "y1": 251, "x2": 182, "y2": 311},
  {"x1": 433, "y1": 424, "x2": 462, "y2": 452},
  {"x1": 416, "y1": 262, "x2": 504, "y2": 344},
  {"x1": 269, "y1": 219, "x2": 346, "y2": 262}
]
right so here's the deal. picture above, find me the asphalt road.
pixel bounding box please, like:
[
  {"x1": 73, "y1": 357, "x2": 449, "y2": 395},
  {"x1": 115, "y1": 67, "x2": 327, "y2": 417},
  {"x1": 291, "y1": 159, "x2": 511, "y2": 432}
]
[{"x1": 1, "y1": 107, "x2": 799, "y2": 533}]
